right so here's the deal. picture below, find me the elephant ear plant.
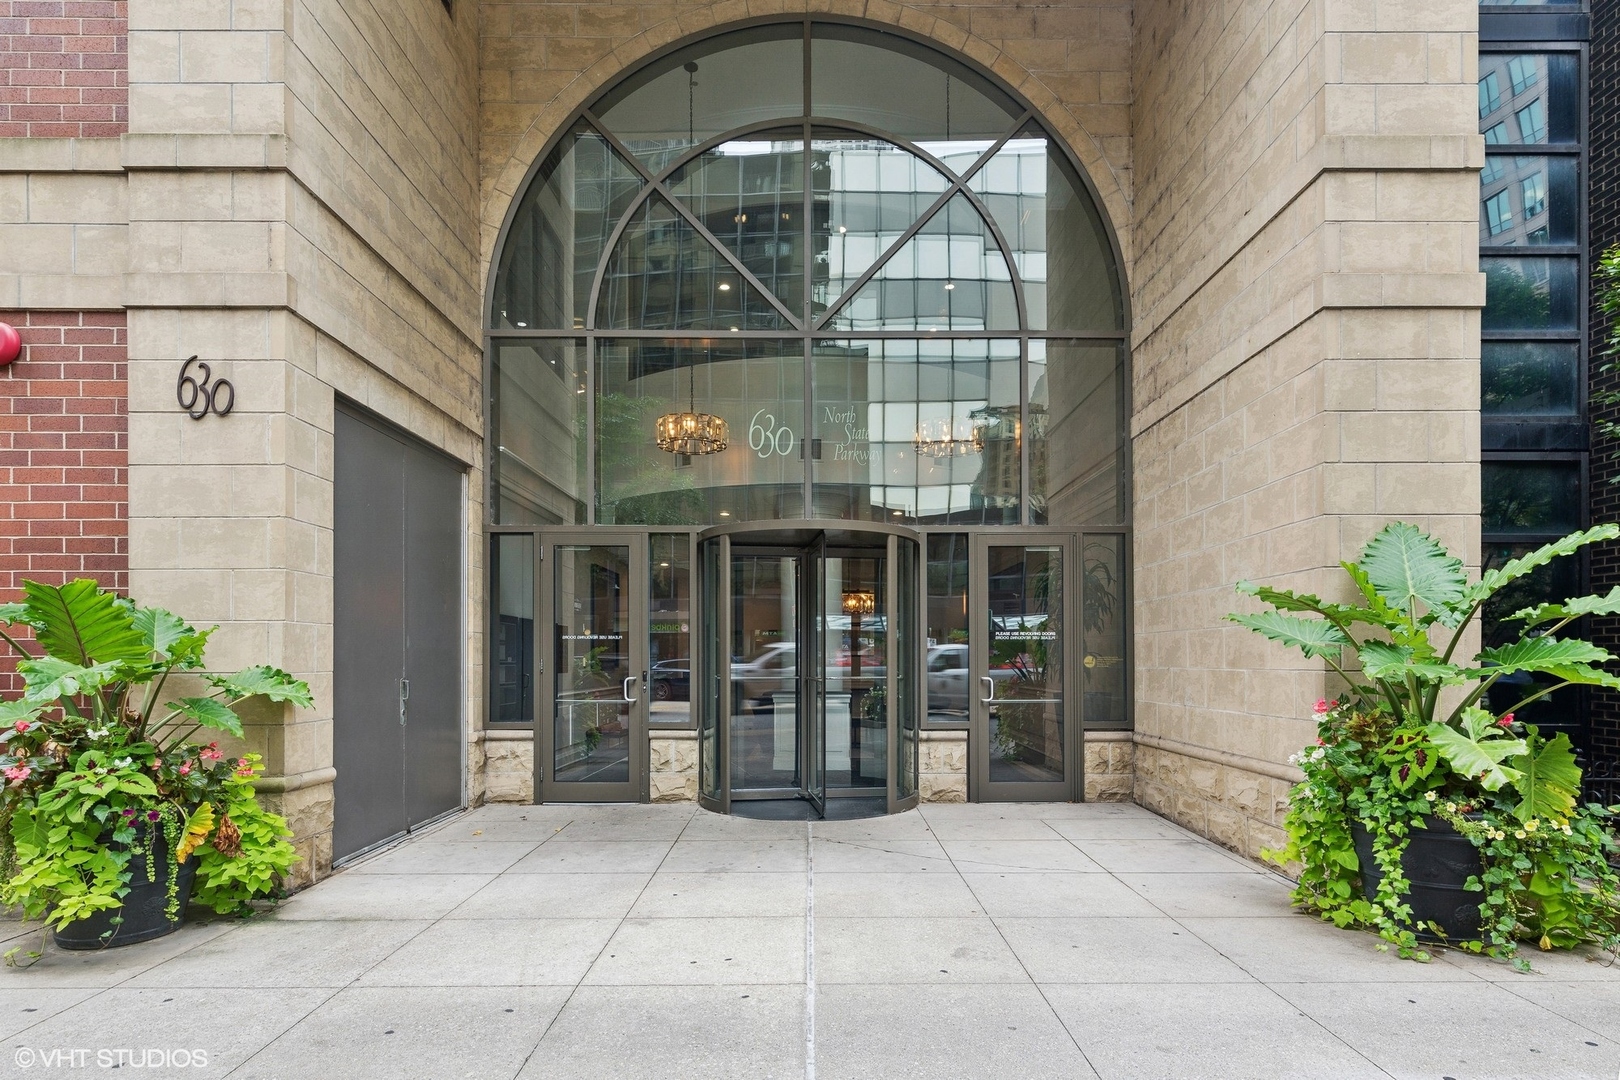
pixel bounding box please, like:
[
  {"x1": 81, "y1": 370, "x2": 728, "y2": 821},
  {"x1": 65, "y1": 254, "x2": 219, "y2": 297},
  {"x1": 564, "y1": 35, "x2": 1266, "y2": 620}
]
[
  {"x1": 0, "y1": 579, "x2": 312, "y2": 962},
  {"x1": 1230, "y1": 523, "x2": 1620, "y2": 966}
]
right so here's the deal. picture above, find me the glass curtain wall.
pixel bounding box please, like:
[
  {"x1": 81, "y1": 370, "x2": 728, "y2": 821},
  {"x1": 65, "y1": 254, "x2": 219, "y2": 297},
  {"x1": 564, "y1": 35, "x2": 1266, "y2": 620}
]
[
  {"x1": 1477, "y1": 11, "x2": 1590, "y2": 746},
  {"x1": 487, "y1": 18, "x2": 1132, "y2": 731}
]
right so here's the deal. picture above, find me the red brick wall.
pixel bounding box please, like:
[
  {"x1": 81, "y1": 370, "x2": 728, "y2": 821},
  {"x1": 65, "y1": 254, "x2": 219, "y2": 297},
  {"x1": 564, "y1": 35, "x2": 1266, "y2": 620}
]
[{"x1": 0, "y1": 1, "x2": 128, "y2": 139}]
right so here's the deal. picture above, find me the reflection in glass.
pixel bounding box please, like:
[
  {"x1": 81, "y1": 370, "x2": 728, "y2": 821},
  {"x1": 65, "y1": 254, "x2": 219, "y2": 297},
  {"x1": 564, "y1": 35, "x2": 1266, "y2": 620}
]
[
  {"x1": 598, "y1": 196, "x2": 793, "y2": 331},
  {"x1": 1482, "y1": 342, "x2": 1579, "y2": 415},
  {"x1": 731, "y1": 554, "x2": 800, "y2": 790},
  {"x1": 494, "y1": 125, "x2": 643, "y2": 330},
  {"x1": 987, "y1": 545, "x2": 1064, "y2": 783},
  {"x1": 825, "y1": 553, "x2": 888, "y2": 790},
  {"x1": 1482, "y1": 256, "x2": 1579, "y2": 331},
  {"x1": 490, "y1": 534, "x2": 535, "y2": 724},
  {"x1": 596, "y1": 339, "x2": 804, "y2": 525},
  {"x1": 825, "y1": 193, "x2": 1017, "y2": 331},
  {"x1": 1479, "y1": 156, "x2": 1576, "y2": 245},
  {"x1": 1082, "y1": 535, "x2": 1127, "y2": 729},
  {"x1": 810, "y1": 23, "x2": 1021, "y2": 143},
  {"x1": 812, "y1": 136, "x2": 950, "y2": 317},
  {"x1": 1482, "y1": 541, "x2": 1581, "y2": 734},
  {"x1": 593, "y1": 25, "x2": 804, "y2": 172},
  {"x1": 811, "y1": 339, "x2": 1019, "y2": 523},
  {"x1": 969, "y1": 129, "x2": 1122, "y2": 332},
  {"x1": 668, "y1": 136, "x2": 806, "y2": 313},
  {"x1": 649, "y1": 534, "x2": 691, "y2": 725},
  {"x1": 698, "y1": 537, "x2": 723, "y2": 801},
  {"x1": 1034, "y1": 341, "x2": 1127, "y2": 525},
  {"x1": 552, "y1": 545, "x2": 633, "y2": 783},
  {"x1": 1481, "y1": 461, "x2": 1581, "y2": 534},
  {"x1": 925, "y1": 534, "x2": 970, "y2": 723},
  {"x1": 1476, "y1": 53, "x2": 1578, "y2": 145},
  {"x1": 492, "y1": 340, "x2": 587, "y2": 525}
]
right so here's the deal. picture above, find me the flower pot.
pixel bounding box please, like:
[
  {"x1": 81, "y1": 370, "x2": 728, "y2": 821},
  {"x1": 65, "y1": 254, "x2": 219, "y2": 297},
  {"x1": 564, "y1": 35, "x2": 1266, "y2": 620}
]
[
  {"x1": 1351, "y1": 815, "x2": 1483, "y2": 942},
  {"x1": 52, "y1": 827, "x2": 197, "y2": 950}
]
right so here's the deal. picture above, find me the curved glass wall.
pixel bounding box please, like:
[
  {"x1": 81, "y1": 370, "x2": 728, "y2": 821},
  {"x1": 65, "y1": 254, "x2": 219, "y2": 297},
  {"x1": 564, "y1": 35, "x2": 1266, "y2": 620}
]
[{"x1": 489, "y1": 19, "x2": 1128, "y2": 531}]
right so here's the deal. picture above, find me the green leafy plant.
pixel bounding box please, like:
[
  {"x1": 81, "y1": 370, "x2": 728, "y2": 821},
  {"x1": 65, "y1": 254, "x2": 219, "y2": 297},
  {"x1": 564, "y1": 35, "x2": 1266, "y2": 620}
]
[
  {"x1": 0, "y1": 579, "x2": 312, "y2": 963},
  {"x1": 1231, "y1": 523, "x2": 1620, "y2": 966}
]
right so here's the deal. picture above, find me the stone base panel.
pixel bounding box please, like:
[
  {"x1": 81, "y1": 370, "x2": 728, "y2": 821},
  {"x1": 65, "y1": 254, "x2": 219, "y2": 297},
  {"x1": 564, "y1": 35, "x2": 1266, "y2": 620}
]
[{"x1": 1132, "y1": 739, "x2": 1297, "y2": 862}]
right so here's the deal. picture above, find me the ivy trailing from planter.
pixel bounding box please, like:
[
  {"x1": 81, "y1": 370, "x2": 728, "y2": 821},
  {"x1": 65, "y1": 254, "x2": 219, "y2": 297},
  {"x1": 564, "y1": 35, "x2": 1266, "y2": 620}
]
[
  {"x1": 1232, "y1": 524, "x2": 1620, "y2": 967},
  {"x1": 0, "y1": 579, "x2": 312, "y2": 963}
]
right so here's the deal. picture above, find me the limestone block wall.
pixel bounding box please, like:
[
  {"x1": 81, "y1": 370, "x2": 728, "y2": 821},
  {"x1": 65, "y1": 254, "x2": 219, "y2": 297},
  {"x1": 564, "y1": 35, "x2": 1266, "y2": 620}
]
[
  {"x1": 122, "y1": 0, "x2": 484, "y2": 881},
  {"x1": 1130, "y1": 0, "x2": 1483, "y2": 858},
  {"x1": 1084, "y1": 731, "x2": 1132, "y2": 801},
  {"x1": 919, "y1": 730, "x2": 966, "y2": 802}
]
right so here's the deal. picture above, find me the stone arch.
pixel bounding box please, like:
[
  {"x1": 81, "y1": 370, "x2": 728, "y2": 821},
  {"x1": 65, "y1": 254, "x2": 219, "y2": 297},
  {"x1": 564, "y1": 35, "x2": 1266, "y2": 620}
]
[{"x1": 479, "y1": 3, "x2": 1133, "y2": 298}]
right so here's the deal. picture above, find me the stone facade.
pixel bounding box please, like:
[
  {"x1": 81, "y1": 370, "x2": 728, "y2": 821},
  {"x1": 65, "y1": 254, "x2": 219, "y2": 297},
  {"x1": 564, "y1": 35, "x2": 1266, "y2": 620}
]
[{"x1": 0, "y1": 0, "x2": 1490, "y2": 877}]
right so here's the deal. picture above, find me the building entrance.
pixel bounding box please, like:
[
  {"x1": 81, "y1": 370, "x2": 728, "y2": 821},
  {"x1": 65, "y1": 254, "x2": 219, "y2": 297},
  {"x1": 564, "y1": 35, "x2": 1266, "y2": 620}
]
[{"x1": 697, "y1": 523, "x2": 920, "y2": 816}]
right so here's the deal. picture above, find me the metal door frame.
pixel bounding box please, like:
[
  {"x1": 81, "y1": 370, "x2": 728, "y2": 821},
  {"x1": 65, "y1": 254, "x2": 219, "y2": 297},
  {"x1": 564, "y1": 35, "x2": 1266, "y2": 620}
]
[
  {"x1": 970, "y1": 530, "x2": 1082, "y2": 803},
  {"x1": 536, "y1": 528, "x2": 650, "y2": 803},
  {"x1": 697, "y1": 533, "x2": 731, "y2": 814},
  {"x1": 886, "y1": 532, "x2": 921, "y2": 814}
]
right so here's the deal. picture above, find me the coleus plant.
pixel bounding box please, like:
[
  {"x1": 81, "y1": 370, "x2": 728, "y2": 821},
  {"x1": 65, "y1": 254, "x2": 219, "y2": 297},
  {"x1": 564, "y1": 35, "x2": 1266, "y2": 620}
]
[{"x1": 0, "y1": 579, "x2": 313, "y2": 952}]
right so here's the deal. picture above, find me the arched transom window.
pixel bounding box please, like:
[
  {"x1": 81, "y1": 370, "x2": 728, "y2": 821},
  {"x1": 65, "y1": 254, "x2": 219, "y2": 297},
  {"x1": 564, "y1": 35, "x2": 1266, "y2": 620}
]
[{"x1": 488, "y1": 20, "x2": 1128, "y2": 528}]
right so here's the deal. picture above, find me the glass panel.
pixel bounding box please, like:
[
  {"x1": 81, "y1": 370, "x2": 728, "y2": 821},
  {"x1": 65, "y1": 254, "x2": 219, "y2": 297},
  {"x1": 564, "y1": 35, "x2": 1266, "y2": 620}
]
[
  {"x1": 1482, "y1": 461, "x2": 1581, "y2": 535},
  {"x1": 667, "y1": 134, "x2": 806, "y2": 314},
  {"x1": 489, "y1": 534, "x2": 535, "y2": 725},
  {"x1": 1480, "y1": 156, "x2": 1577, "y2": 246},
  {"x1": 811, "y1": 23, "x2": 1021, "y2": 143},
  {"x1": 649, "y1": 534, "x2": 691, "y2": 725},
  {"x1": 1482, "y1": 256, "x2": 1578, "y2": 331},
  {"x1": 494, "y1": 125, "x2": 644, "y2": 330},
  {"x1": 552, "y1": 544, "x2": 633, "y2": 783},
  {"x1": 926, "y1": 534, "x2": 970, "y2": 723},
  {"x1": 895, "y1": 538, "x2": 919, "y2": 798},
  {"x1": 968, "y1": 127, "x2": 1122, "y2": 332},
  {"x1": 811, "y1": 134, "x2": 951, "y2": 319},
  {"x1": 987, "y1": 544, "x2": 1065, "y2": 783},
  {"x1": 1477, "y1": 53, "x2": 1578, "y2": 145},
  {"x1": 826, "y1": 552, "x2": 888, "y2": 790},
  {"x1": 698, "y1": 537, "x2": 723, "y2": 801},
  {"x1": 597, "y1": 195, "x2": 793, "y2": 331},
  {"x1": 593, "y1": 25, "x2": 805, "y2": 173},
  {"x1": 810, "y1": 339, "x2": 1020, "y2": 524},
  {"x1": 596, "y1": 338, "x2": 804, "y2": 525},
  {"x1": 731, "y1": 553, "x2": 800, "y2": 790},
  {"x1": 1482, "y1": 541, "x2": 1581, "y2": 734},
  {"x1": 492, "y1": 340, "x2": 587, "y2": 525},
  {"x1": 1034, "y1": 341, "x2": 1127, "y2": 526},
  {"x1": 824, "y1": 193, "x2": 1018, "y2": 331},
  {"x1": 1081, "y1": 535, "x2": 1127, "y2": 729},
  {"x1": 1481, "y1": 342, "x2": 1579, "y2": 416}
]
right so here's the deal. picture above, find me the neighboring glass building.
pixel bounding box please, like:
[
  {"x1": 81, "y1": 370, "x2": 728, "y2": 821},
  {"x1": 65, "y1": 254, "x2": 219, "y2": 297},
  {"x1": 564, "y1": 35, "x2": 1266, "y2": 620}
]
[{"x1": 486, "y1": 22, "x2": 1129, "y2": 812}]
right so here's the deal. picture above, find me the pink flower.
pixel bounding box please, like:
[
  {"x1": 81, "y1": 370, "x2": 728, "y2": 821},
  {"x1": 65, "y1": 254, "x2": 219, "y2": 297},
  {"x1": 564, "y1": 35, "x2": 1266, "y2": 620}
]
[
  {"x1": 178, "y1": 763, "x2": 191, "y2": 776},
  {"x1": 1313, "y1": 700, "x2": 1330, "y2": 715},
  {"x1": 12, "y1": 720, "x2": 28, "y2": 733},
  {"x1": 237, "y1": 757, "x2": 249, "y2": 768},
  {"x1": 1498, "y1": 713, "x2": 1515, "y2": 728},
  {"x1": 2, "y1": 764, "x2": 29, "y2": 782},
  {"x1": 200, "y1": 747, "x2": 223, "y2": 763}
]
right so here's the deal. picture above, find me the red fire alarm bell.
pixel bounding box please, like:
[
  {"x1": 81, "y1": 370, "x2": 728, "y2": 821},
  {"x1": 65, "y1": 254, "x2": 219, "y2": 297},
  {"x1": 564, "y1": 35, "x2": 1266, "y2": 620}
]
[{"x1": 0, "y1": 322, "x2": 20, "y2": 366}]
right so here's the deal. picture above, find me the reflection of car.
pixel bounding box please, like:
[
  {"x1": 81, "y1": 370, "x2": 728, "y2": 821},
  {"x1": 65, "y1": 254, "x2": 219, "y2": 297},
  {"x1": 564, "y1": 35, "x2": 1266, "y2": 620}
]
[
  {"x1": 732, "y1": 642, "x2": 797, "y2": 706},
  {"x1": 926, "y1": 644, "x2": 1018, "y2": 715},
  {"x1": 651, "y1": 659, "x2": 690, "y2": 701}
]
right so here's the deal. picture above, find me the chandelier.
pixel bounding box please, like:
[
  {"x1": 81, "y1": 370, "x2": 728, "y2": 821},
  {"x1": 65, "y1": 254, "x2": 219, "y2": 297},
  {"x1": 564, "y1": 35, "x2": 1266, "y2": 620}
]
[
  {"x1": 841, "y1": 591, "x2": 876, "y2": 616},
  {"x1": 912, "y1": 417, "x2": 977, "y2": 458},
  {"x1": 656, "y1": 354, "x2": 729, "y2": 456}
]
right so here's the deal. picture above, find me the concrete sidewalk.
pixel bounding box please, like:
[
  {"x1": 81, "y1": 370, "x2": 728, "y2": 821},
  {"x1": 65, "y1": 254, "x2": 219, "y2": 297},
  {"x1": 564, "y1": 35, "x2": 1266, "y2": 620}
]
[{"x1": 2, "y1": 801, "x2": 1617, "y2": 1079}]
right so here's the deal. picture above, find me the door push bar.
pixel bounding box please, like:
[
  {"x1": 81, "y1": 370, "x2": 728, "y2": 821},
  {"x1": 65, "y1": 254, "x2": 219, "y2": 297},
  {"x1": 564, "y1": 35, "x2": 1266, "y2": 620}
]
[
  {"x1": 980, "y1": 675, "x2": 996, "y2": 704},
  {"x1": 622, "y1": 675, "x2": 639, "y2": 704}
]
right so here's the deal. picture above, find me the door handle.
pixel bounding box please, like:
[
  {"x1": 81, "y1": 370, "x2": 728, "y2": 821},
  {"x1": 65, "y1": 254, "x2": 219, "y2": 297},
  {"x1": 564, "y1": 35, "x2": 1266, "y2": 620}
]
[
  {"x1": 980, "y1": 675, "x2": 996, "y2": 704},
  {"x1": 399, "y1": 679, "x2": 409, "y2": 725},
  {"x1": 622, "y1": 675, "x2": 638, "y2": 703}
]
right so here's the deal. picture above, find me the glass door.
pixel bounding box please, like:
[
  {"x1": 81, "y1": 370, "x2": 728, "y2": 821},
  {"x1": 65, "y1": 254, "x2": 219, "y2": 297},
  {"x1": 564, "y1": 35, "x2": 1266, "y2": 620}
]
[
  {"x1": 971, "y1": 534, "x2": 1078, "y2": 802},
  {"x1": 889, "y1": 533, "x2": 920, "y2": 813},
  {"x1": 804, "y1": 533, "x2": 827, "y2": 815},
  {"x1": 538, "y1": 530, "x2": 648, "y2": 802}
]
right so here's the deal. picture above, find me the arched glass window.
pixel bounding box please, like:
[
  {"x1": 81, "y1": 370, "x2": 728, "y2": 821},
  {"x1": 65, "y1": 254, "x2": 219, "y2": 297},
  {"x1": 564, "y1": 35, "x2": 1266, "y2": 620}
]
[{"x1": 489, "y1": 20, "x2": 1127, "y2": 529}]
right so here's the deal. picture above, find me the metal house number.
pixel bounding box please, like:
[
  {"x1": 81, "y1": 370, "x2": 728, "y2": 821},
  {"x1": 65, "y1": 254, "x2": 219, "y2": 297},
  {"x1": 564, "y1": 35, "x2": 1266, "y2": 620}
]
[{"x1": 176, "y1": 356, "x2": 235, "y2": 420}]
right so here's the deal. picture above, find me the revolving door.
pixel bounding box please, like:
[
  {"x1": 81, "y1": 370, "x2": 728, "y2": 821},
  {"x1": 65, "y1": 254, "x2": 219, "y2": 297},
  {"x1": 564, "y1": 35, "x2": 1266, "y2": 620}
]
[{"x1": 697, "y1": 524, "x2": 920, "y2": 816}]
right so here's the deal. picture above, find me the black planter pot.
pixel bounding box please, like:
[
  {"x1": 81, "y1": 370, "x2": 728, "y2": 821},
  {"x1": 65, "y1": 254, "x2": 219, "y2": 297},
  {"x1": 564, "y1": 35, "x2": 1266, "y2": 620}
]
[
  {"x1": 1351, "y1": 815, "x2": 1483, "y2": 942},
  {"x1": 52, "y1": 827, "x2": 197, "y2": 951}
]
